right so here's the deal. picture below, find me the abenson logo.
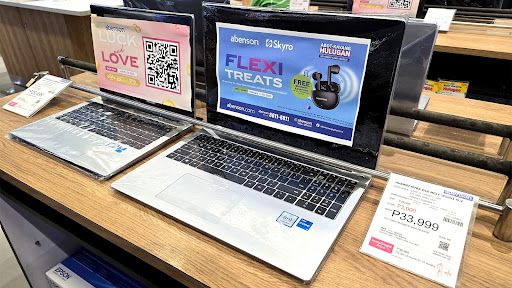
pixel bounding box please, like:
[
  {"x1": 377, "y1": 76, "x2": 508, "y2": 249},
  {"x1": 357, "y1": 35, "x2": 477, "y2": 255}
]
[
  {"x1": 319, "y1": 43, "x2": 351, "y2": 58},
  {"x1": 227, "y1": 102, "x2": 255, "y2": 114},
  {"x1": 443, "y1": 190, "x2": 473, "y2": 201},
  {"x1": 230, "y1": 34, "x2": 259, "y2": 46},
  {"x1": 98, "y1": 24, "x2": 137, "y2": 47},
  {"x1": 105, "y1": 24, "x2": 125, "y2": 33}
]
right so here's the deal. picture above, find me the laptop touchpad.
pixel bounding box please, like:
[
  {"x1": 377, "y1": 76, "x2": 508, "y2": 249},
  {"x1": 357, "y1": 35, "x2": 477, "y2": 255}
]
[{"x1": 156, "y1": 174, "x2": 243, "y2": 223}]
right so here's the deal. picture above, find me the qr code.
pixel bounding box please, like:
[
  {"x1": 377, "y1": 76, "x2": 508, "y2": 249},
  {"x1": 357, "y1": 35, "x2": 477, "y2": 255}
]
[
  {"x1": 143, "y1": 37, "x2": 181, "y2": 94},
  {"x1": 388, "y1": 0, "x2": 412, "y2": 9},
  {"x1": 438, "y1": 241, "x2": 450, "y2": 251}
]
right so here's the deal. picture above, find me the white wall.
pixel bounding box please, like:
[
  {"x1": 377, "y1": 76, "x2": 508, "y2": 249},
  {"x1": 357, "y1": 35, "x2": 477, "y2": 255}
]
[{"x1": 0, "y1": 57, "x2": 6, "y2": 73}]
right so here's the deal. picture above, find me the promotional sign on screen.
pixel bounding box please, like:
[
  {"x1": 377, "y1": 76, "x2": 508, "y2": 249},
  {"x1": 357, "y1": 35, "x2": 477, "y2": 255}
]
[
  {"x1": 216, "y1": 23, "x2": 370, "y2": 146},
  {"x1": 91, "y1": 15, "x2": 192, "y2": 111}
]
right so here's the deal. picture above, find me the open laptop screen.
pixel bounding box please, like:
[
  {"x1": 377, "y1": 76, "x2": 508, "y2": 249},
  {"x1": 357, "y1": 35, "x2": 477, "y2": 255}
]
[
  {"x1": 216, "y1": 23, "x2": 370, "y2": 147},
  {"x1": 90, "y1": 5, "x2": 195, "y2": 117},
  {"x1": 204, "y1": 4, "x2": 405, "y2": 170}
]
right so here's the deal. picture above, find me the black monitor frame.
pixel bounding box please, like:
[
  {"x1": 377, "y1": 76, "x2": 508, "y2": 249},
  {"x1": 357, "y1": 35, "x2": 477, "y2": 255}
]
[{"x1": 203, "y1": 4, "x2": 406, "y2": 169}]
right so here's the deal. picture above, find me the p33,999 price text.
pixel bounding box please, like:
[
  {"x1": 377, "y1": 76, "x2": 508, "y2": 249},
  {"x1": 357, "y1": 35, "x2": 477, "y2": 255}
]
[{"x1": 391, "y1": 210, "x2": 439, "y2": 231}]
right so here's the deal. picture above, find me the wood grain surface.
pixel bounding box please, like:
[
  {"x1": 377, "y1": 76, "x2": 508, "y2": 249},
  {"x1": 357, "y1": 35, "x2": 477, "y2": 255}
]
[
  {"x1": 422, "y1": 91, "x2": 512, "y2": 126},
  {"x1": 0, "y1": 6, "x2": 38, "y2": 81},
  {"x1": 0, "y1": 6, "x2": 95, "y2": 81},
  {"x1": 411, "y1": 121, "x2": 506, "y2": 159},
  {"x1": 409, "y1": 91, "x2": 512, "y2": 160},
  {"x1": 21, "y1": 9, "x2": 95, "y2": 78},
  {"x1": 435, "y1": 23, "x2": 512, "y2": 60},
  {"x1": 377, "y1": 146, "x2": 507, "y2": 202},
  {"x1": 0, "y1": 81, "x2": 511, "y2": 287}
]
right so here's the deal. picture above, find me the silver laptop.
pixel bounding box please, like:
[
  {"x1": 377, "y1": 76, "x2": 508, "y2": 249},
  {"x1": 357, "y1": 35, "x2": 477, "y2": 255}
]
[
  {"x1": 113, "y1": 4, "x2": 406, "y2": 282},
  {"x1": 9, "y1": 6, "x2": 196, "y2": 180}
]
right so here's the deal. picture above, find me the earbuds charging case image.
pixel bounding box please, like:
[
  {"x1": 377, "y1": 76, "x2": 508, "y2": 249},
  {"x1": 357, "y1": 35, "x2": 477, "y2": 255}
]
[{"x1": 311, "y1": 65, "x2": 341, "y2": 110}]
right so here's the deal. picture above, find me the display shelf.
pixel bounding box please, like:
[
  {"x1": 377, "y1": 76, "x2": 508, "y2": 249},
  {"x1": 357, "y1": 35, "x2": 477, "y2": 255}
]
[
  {"x1": 434, "y1": 22, "x2": 512, "y2": 60},
  {"x1": 0, "y1": 82, "x2": 511, "y2": 287}
]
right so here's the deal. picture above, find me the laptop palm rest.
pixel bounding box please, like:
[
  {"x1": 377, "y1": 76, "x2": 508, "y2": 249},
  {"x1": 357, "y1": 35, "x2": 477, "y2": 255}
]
[{"x1": 156, "y1": 174, "x2": 244, "y2": 224}]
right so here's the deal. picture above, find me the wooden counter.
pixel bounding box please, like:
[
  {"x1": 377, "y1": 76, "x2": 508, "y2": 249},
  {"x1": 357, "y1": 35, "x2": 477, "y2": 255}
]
[
  {"x1": 0, "y1": 79, "x2": 511, "y2": 287},
  {"x1": 0, "y1": 5, "x2": 95, "y2": 82},
  {"x1": 434, "y1": 22, "x2": 512, "y2": 60}
]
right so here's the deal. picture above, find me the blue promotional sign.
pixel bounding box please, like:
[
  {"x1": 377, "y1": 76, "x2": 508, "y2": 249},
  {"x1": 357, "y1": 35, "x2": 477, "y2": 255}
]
[{"x1": 216, "y1": 23, "x2": 370, "y2": 146}]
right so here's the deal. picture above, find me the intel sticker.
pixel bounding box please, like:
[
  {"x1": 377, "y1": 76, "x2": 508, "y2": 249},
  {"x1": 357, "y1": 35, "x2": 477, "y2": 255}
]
[
  {"x1": 296, "y1": 219, "x2": 313, "y2": 231},
  {"x1": 276, "y1": 211, "x2": 299, "y2": 228}
]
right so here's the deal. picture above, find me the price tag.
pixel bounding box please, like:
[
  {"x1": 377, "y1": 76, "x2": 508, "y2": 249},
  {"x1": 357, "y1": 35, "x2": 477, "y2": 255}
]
[
  {"x1": 3, "y1": 75, "x2": 72, "y2": 118},
  {"x1": 289, "y1": 0, "x2": 310, "y2": 11},
  {"x1": 424, "y1": 8, "x2": 456, "y2": 31},
  {"x1": 360, "y1": 174, "x2": 478, "y2": 287}
]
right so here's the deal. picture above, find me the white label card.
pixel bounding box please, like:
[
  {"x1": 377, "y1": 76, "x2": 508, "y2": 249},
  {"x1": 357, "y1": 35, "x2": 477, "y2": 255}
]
[
  {"x1": 360, "y1": 173, "x2": 478, "y2": 287},
  {"x1": 424, "y1": 8, "x2": 457, "y2": 31},
  {"x1": 289, "y1": 0, "x2": 311, "y2": 11},
  {"x1": 3, "y1": 75, "x2": 72, "y2": 118}
]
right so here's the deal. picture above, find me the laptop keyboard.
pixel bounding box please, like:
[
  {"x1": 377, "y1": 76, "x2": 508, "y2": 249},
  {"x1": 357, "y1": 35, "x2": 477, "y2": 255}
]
[
  {"x1": 56, "y1": 102, "x2": 175, "y2": 149},
  {"x1": 166, "y1": 134, "x2": 358, "y2": 220}
]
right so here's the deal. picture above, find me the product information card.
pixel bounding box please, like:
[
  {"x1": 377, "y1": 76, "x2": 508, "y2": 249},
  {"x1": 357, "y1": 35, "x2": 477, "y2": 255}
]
[
  {"x1": 360, "y1": 174, "x2": 478, "y2": 287},
  {"x1": 3, "y1": 75, "x2": 72, "y2": 118},
  {"x1": 424, "y1": 8, "x2": 457, "y2": 31},
  {"x1": 216, "y1": 23, "x2": 370, "y2": 147}
]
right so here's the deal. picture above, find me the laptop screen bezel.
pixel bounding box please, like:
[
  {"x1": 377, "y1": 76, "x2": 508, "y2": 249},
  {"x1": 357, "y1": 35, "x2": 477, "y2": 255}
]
[
  {"x1": 203, "y1": 4, "x2": 406, "y2": 170},
  {"x1": 90, "y1": 5, "x2": 196, "y2": 118}
]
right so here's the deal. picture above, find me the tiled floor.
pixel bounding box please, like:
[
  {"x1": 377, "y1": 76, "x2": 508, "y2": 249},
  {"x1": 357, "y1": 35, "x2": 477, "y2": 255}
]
[{"x1": 0, "y1": 225, "x2": 29, "y2": 288}]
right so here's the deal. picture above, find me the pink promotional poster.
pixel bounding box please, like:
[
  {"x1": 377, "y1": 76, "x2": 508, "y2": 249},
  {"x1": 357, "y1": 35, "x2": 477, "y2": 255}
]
[
  {"x1": 352, "y1": 0, "x2": 420, "y2": 17},
  {"x1": 91, "y1": 15, "x2": 192, "y2": 111}
]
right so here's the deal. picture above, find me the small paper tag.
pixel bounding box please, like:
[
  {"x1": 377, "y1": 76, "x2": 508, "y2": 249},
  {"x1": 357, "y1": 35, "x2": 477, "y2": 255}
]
[
  {"x1": 3, "y1": 75, "x2": 72, "y2": 118},
  {"x1": 289, "y1": 0, "x2": 310, "y2": 11},
  {"x1": 424, "y1": 8, "x2": 456, "y2": 31},
  {"x1": 436, "y1": 79, "x2": 469, "y2": 97}
]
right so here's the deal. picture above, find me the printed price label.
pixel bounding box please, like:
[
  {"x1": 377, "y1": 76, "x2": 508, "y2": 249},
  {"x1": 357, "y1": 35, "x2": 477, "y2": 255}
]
[
  {"x1": 424, "y1": 8, "x2": 456, "y2": 31},
  {"x1": 3, "y1": 75, "x2": 72, "y2": 117},
  {"x1": 360, "y1": 174, "x2": 478, "y2": 287}
]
